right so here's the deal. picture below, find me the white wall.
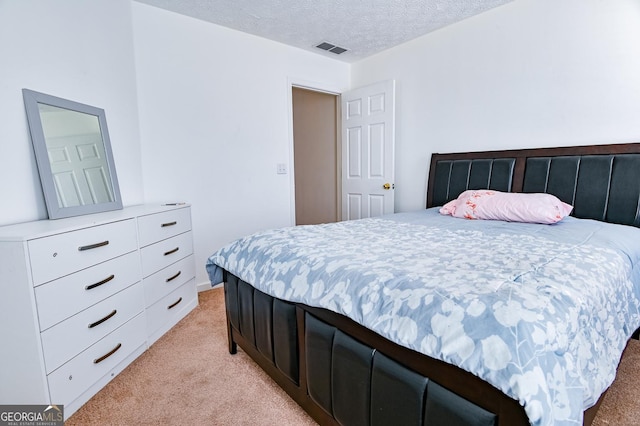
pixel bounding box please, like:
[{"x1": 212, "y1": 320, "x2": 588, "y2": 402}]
[
  {"x1": 131, "y1": 3, "x2": 350, "y2": 289},
  {"x1": 3, "y1": 0, "x2": 639, "y2": 288},
  {"x1": 352, "y1": 0, "x2": 640, "y2": 213},
  {"x1": 0, "y1": 0, "x2": 144, "y2": 226}
]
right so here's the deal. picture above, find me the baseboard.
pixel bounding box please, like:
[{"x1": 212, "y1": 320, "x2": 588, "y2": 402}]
[{"x1": 197, "y1": 280, "x2": 221, "y2": 292}]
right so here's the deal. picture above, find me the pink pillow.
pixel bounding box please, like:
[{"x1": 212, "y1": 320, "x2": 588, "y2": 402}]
[{"x1": 439, "y1": 190, "x2": 573, "y2": 224}]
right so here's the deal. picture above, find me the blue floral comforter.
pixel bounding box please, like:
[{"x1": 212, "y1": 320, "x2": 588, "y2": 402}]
[{"x1": 206, "y1": 208, "x2": 640, "y2": 426}]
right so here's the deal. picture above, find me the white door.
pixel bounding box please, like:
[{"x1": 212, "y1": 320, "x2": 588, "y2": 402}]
[{"x1": 341, "y1": 80, "x2": 395, "y2": 220}]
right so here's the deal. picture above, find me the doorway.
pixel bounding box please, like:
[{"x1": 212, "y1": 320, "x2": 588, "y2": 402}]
[{"x1": 292, "y1": 87, "x2": 339, "y2": 225}]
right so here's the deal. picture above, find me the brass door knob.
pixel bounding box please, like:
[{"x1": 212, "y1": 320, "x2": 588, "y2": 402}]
[{"x1": 383, "y1": 183, "x2": 393, "y2": 190}]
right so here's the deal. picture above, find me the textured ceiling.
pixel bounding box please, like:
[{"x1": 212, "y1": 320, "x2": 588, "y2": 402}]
[{"x1": 134, "y1": 0, "x2": 515, "y2": 62}]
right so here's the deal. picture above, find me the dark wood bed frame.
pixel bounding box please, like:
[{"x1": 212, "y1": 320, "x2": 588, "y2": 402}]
[{"x1": 222, "y1": 142, "x2": 640, "y2": 426}]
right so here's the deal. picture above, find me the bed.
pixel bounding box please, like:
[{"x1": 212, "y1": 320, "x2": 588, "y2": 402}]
[{"x1": 206, "y1": 142, "x2": 640, "y2": 426}]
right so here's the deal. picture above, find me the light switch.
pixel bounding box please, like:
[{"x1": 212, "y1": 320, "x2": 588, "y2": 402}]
[{"x1": 277, "y1": 163, "x2": 288, "y2": 174}]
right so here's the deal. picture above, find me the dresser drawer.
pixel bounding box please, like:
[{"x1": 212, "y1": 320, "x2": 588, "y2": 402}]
[
  {"x1": 28, "y1": 219, "x2": 137, "y2": 286},
  {"x1": 146, "y1": 278, "x2": 197, "y2": 342},
  {"x1": 35, "y1": 251, "x2": 140, "y2": 331},
  {"x1": 41, "y1": 283, "x2": 144, "y2": 374},
  {"x1": 138, "y1": 207, "x2": 192, "y2": 247},
  {"x1": 47, "y1": 312, "x2": 146, "y2": 406},
  {"x1": 143, "y1": 255, "x2": 195, "y2": 307},
  {"x1": 140, "y1": 231, "x2": 193, "y2": 278}
]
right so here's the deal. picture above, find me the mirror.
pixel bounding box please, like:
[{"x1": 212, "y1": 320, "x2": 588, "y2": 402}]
[{"x1": 23, "y1": 89, "x2": 122, "y2": 219}]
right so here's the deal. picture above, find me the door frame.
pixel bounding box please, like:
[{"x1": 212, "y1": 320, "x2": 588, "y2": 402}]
[{"x1": 286, "y1": 77, "x2": 343, "y2": 226}]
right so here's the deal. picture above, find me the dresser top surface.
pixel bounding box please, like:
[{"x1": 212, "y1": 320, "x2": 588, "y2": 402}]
[{"x1": 0, "y1": 204, "x2": 190, "y2": 241}]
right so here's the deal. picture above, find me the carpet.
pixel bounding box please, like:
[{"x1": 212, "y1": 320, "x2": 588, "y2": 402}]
[
  {"x1": 66, "y1": 287, "x2": 315, "y2": 425},
  {"x1": 66, "y1": 287, "x2": 639, "y2": 425}
]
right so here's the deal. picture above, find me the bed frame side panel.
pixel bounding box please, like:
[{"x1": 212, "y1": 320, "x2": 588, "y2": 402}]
[{"x1": 223, "y1": 274, "x2": 529, "y2": 426}]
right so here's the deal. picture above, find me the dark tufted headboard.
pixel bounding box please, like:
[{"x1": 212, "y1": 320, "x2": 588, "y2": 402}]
[{"x1": 427, "y1": 143, "x2": 640, "y2": 227}]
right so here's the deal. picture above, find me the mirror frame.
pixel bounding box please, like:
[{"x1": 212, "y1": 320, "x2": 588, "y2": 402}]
[{"x1": 22, "y1": 89, "x2": 123, "y2": 219}]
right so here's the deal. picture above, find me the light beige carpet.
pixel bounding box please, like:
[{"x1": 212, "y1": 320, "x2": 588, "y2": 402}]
[
  {"x1": 66, "y1": 287, "x2": 315, "y2": 426},
  {"x1": 67, "y1": 287, "x2": 639, "y2": 425}
]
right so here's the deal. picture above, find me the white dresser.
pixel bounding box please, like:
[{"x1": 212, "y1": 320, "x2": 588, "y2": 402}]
[{"x1": 0, "y1": 204, "x2": 197, "y2": 419}]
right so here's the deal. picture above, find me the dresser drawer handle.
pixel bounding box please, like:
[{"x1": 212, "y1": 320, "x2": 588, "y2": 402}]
[
  {"x1": 85, "y1": 274, "x2": 115, "y2": 290},
  {"x1": 161, "y1": 221, "x2": 177, "y2": 227},
  {"x1": 93, "y1": 343, "x2": 122, "y2": 364},
  {"x1": 164, "y1": 247, "x2": 179, "y2": 256},
  {"x1": 88, "y1": 309, "x2": 117, "y2": 329},
  {"x1": 78, "y1": 240, "x2": 110, "y2": 251},
  {"x1": 166, "y1": 271, "x2": 182, "y2": 283},
  {"x1": 167, "y1": 297, "x2": 183, "y2": 310}
]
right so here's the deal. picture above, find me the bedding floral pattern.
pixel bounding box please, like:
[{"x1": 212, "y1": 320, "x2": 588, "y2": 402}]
[{"x1": 207, "y1": 209, "x2": 640, "y2": 426}]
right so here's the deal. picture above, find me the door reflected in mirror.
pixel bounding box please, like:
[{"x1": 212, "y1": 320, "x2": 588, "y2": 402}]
[
  {"x1": 38, "y1": 104, "x2": 116, "y2": 207},
  {"x1": 23, "y1": 89, "x2": 122, "y2": 219}
]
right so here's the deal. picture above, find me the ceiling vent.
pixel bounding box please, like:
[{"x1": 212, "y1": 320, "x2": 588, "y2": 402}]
[{"x1": 316, "y1": 41, "x2": 348, "y2": 55}]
